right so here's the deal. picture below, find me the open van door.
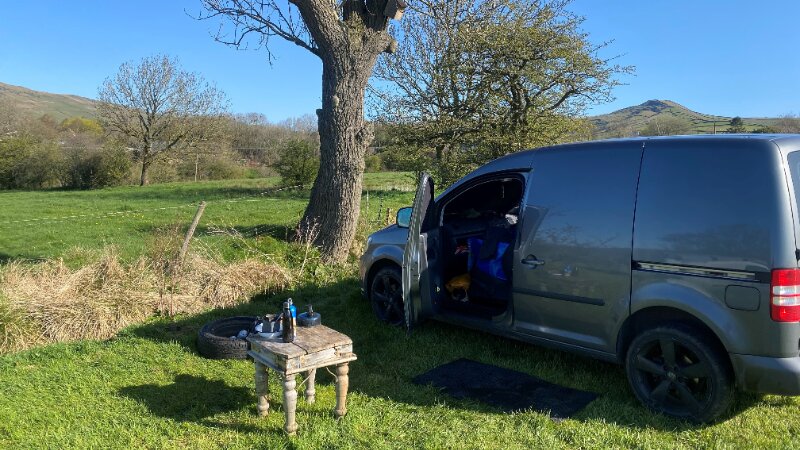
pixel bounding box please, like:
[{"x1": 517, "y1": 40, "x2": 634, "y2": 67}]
[{"x1": 402, "y1": 172, "x2": 434, "y2": 331}]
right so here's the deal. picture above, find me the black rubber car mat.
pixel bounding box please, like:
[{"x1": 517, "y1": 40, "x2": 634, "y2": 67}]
[{"x1": 413, "y1": 358, "x2": 598, "y2": 419}]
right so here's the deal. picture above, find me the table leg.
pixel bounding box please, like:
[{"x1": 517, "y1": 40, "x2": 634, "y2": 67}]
[
  {"x1": 282, "y1": 374, "x2": 298, "y2": 435},
  {"x1": 254, "y1": 361, "x2": 269, "y2": 416},
  {"x1": 333, "y1": 363, "x2": 349, "y2": 419},
  {"x1": 305, "y1": 369, "x2": 317, "y2": 404}
]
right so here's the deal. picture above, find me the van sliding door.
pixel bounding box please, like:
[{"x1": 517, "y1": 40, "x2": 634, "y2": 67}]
[{"x1": 512, "y1": 142, "x2": 643, "y2": 353}]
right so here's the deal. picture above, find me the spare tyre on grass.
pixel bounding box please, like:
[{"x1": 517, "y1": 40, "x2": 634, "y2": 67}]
[{"x1": 197, "y1": 316, "x2": 258, "y2": 360}]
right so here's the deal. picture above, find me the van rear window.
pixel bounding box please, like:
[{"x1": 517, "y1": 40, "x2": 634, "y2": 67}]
[{"x1": 788, "y1": 151, "x2": 800, "y2": 216}]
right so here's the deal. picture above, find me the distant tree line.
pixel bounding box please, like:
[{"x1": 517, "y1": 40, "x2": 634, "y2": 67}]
[{"x1": 0, "y1": 93, "x2": 332, "y2": 190}]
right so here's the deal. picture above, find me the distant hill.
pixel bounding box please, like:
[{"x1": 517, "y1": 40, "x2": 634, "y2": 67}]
[
  {"x1": 589, "y1": 99, "x2": 778, "y2": 137},
  {"x1": 0, "y1": 82, "x2": 784, "y2": 136},
  {"x1": 0, "y1": 82, "x2": 97, "y2": 122}
]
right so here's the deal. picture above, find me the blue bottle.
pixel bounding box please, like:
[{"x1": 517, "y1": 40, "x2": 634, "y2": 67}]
[{"x1": 288, "y1": 298, "x2": 297, "y2": 340}]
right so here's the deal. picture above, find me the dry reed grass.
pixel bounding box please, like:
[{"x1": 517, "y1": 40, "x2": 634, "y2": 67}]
[{"x1": 0, "y1": 248, "x2": 291, "y2": 353}]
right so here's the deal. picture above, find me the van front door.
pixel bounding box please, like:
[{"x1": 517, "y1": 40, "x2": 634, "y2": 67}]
[
  {"x1": 512, "y1": 142, "x2": 643, "y2": 353},
  {"x1": 402, "y1": 173, "x2": 434, "y2": 330}
]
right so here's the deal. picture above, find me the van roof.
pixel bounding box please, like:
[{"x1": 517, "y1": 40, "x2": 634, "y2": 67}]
[
  {"x1": 484, "y1": 133, "x2": 800, "y2": 170},
  {"x1": 446, "y1": 134, "x2": 800, "y2": 193}
]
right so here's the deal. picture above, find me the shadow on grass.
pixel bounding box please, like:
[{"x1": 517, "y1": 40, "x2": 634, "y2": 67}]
[
  {"x1": 119, "y1": 374, "x2": 254, "y2": 426},
  {"x1": 122, "y1": 275, "x2": 751, "y2": 432},
  {"x1": 0, "y1": 252, "x2": 47, "y2": 265}
]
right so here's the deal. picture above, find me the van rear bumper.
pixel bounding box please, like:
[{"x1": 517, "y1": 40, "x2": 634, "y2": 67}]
[{"x1": 730, "y1": 353, "x2": 800, "y2": 395}]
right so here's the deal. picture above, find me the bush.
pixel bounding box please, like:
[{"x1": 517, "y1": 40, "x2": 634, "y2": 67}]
[
  {"x1": 177, "y1": 154, "x2": 246, "y2": 181},
  {"x1": 274, "y1": 139, "x2": 319, "y2": 186},
  {"x1": 0, "y1": 136, "x2": 64, "y2": 189},
  {"x1": 144, "y1": 160, "x2": 180, "y2": 184},
  {"x1": 244, "y1": 166, "x2": 274, "y2": 179},
  {"x1": 365, "y1": 154, "x2": 382, "y2": 172},
  {"x1": 14, "y1": 142, "x2": 64, "y2": 189},
  {"x1": 63, "y1": 145, "x2": 132, "y2": 189}
]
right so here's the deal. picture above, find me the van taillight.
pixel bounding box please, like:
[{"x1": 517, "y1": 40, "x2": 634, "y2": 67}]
[{"x1": 771, "y1": 269, "x2": 800, "y2": 322}]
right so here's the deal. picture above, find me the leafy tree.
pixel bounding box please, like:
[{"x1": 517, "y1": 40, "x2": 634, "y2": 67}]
[
  {"x1": 59, "y1": 117, "x2": 103, "y2": 136},
  {"x1": 371, "y1": 0, "x2": 629, "y2": 185},
  {"x1": 97, "y1": 55, "x2": 228, "y2": 186},
  {"x1": 201, "y1": 0, "x2": 403, "y2": 262},
  {"x1": 727, "y1": 116, "x2": 746, "y2": 133},
  {"x1": 275, "y1": 139, "x2": 320, "y2": 186}
]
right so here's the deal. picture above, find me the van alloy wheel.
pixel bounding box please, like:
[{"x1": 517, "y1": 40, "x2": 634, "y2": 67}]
[
  {"x1": 370, "y1": 266, "x2": 404, "y2": 326},
  {"x1": 625, "y1": 324, "x2": 734, "y2": 423}
]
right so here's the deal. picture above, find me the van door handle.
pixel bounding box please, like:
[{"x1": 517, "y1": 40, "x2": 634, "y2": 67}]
[{"x1": 521, "y1": 255, "x2": 545, "y2": 268}]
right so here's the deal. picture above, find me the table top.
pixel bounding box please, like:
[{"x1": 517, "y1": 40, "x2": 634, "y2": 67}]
[{"x1": 247, "y1": 324, "x2": 353, "y2": 359}]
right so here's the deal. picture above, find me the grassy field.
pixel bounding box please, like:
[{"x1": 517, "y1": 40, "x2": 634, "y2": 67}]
[
  {"x1": 0, "y1": 173, "x2": 413, "y2": 265},
  {"x1": 2, "y1": 175, "x2": 800, "y2": 449}
]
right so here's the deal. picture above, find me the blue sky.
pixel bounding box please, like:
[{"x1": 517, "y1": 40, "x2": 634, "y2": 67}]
[{"x1": 1, "y1": 1, "x2": 798, "y2": 121}]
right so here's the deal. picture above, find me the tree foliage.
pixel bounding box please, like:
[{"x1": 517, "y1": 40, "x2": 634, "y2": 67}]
[
  {"x1": 274, "y1": 139, "x2": 320, "y2": 186},
  {"x1": 371, "y1": 0, "x2": 628, "y2": 185},
  {"x1": 59, "y1": 117, "x2": 103, "y2": 136},
  {"x1": 727, "y1": 116, "x2": 746, "y2": 133},
  {"x1": 0, "y1": 136, "x2": 61, "y2": 189},
  {"x1": 97, "y1": 55, "x2": 228, "y2": 186}
]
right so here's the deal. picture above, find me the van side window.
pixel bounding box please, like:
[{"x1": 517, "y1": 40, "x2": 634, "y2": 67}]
[
  {"x1": 633, "y1": 141, "x2": 779, "y2": 271},
  {"x1": 522, "y1": 144, "x2": 642, "y2": 254}
]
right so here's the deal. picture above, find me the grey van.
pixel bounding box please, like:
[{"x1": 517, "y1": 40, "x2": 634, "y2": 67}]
[{"x1": 359, "y1": 134, "x2": 800, "y2": 422}]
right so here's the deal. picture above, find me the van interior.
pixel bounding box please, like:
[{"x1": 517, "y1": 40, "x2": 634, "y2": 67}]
[{"x1": 435, "y1": 176, "x2": 524, "y2": 319}]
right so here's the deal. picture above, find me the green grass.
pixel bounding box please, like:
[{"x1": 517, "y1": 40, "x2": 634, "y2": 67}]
[
  {"x1": 2, "y1": 175, "x2": 800, "y2": 448},
  {"x1": 0, "y1": 176, "x2": 413, "y2": 265}
]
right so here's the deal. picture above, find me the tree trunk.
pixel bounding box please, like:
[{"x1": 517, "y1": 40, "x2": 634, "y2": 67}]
[
  {"x1": 300, "y1": 53, "x2": 378, "y2": 262},
  {"x1": 140, "y1": 158, "x2": 151, "y2": 186}
]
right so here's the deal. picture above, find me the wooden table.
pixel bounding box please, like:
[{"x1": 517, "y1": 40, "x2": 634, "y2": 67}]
[{"x1": 246, "y1": 325, "x2": 357, "y2": 435}]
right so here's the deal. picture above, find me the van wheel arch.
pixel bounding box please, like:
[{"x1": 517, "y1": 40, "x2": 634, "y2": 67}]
[
  {"x1": 366, "y1": 259, "x2": 402, "y2": 298},
  {"x1": 617, "y1": 307, "x2": 731, "y2": 371}
]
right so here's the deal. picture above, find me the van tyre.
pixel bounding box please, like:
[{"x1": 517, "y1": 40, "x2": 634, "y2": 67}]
[
  {"x1": 370, "y1": 266, "x2": 404, "y2": 326},
  {"x1": 625, "y1": 324, "x2": 734, "y2": 423},
  {"x1": 197, "y1": 316, "x2": 257, "y2": 360}
]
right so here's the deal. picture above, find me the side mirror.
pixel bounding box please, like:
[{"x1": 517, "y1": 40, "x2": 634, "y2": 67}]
[{"x1": 396, "y1": 207, "x2": 412, "y2": 228}]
